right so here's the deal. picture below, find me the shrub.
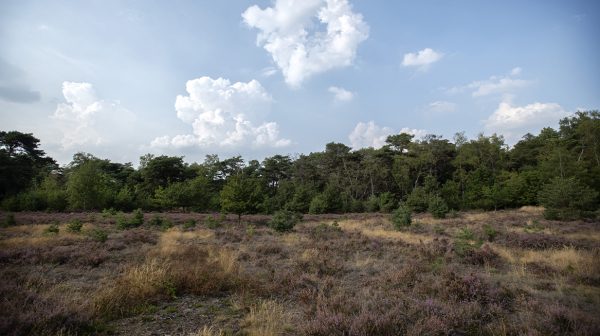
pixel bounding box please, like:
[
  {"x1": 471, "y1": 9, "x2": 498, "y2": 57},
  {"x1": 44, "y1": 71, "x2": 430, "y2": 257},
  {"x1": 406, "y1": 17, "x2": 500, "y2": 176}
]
[
  {"x1": 67, "y1": 219, "x2": 83, "y2": 233},
  {"x1": 365, "y1": 195, "x2": 380, "y2": 212},
  {"x1": 90, "y1": 228, "x2": 108, "y2": 243},
  {"x1": 269, "y1": 210, "x2": 302, "y2": 232},
  {"x1": 309, "y1": 194, "x2": 327, "y2": 214},
  {"x1": 428, "y1": 195, "x2": 449, "y2": 219},
  {"x1": 378, "y1": 192, "x2": 397, "y2": 213},
  {"x1": 205, "y1": 215, "x2": 221, "y2": 229},
  {"x1": 148, "y1": 214, "x2": 164, "y2": 227},
  {"x1": 391, "y1": 205, "x2": 412, "y2": 229},
  {"x1": 101, "y1": 208, "x2": 117, "y2": 218},
  {"x1": 482, "y1": 224, "x2": 497, "y2": 242},
  {"x1": 130, "y1": 209, "x2": 144, "y2": 227},
  {"x1": 183, "y1": 219, "x2": 197, "y2": 229},
  {"x1": 2, "y1": 213, "x2": 16, "y2": 227},
  {"x1": 406, "y1": 187, "x2": 429, "y2": 212},
  {"x1": 115, "y1": 213, "x2": 130, "y2": 230},
  {"x1": 45, "y1": 223, "x2": 60, "y2": 234},
  {"x1": 538, "y1": 177, "x2": 598, "y2": 220}
]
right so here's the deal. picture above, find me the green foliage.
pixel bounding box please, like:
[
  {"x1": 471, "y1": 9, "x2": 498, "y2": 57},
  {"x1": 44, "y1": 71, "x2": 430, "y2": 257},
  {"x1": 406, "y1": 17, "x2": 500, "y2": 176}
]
[
  {"x1": 365, "y1": 195, "x2": 380, "y2": 212},
  {"x1": 391, "y1": 205, "x2": 412, "y2": 229},
  {"x1": 457, "y1": 228, "x2": 475, "y2": 240},
  {"x1": 309, "y1": 194, "x2": 328, "y2": 214},
  {"x1": 378, "y1": 192, "x2": 397, "y2": 213},
  {"x1": 2, "y1": 213, "x2": 16, "y2": 227},
  {"x1": 67, "y1": 219, "x2": 83, "y2": 233},
  {"x1": 538, "y1": 177, "x2": 599, "y2": 220},
  {"x1": 406, "y1": 187, "x2": 429, "y2": 212},
  {"x1": 3, "y1": 111, "x2": 600, "y2": 217},
  {"x1": 269, "y1": 210, "x2": 302, "y2": 232},
  {"x1": 89, "y1": 228, "x2": 108, "y2": 243},
  {"x1": 220, "y1": 175, "x2": 262, "y2": 220},
  {"x1": 131, "y1": 209, "x2": 144, "y2": 227},
  {"x1": 205, "y1": 215, "x2": 221, "y2": 229},
  {"x1": 45, "y1": 223, "x2": 59, "y2": 234},
  {"x1": 67, "y1": 161, "x2": 115, "y2": 210},
  {"x1": 183, "y1": 219, "x2": 197, "y2": 229},
  {"x1": 428, "y1": 195, "x2": 449, "y2": 219},
  {"x1": 482, "y1": 224, "x2": 497, "y2": 242},
  {"x1": 116, "y1": 210, "x2": 144, "y2": 230}
]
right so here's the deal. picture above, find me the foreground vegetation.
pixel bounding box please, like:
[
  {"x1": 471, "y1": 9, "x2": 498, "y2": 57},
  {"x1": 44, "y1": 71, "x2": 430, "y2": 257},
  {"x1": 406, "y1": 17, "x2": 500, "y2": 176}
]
[
  {"x1": 1, "y1": 111, "x2": 599, "y2": 221},
  {"x1": 0, "y1": 208, "x2": 598, "y2": 335}
]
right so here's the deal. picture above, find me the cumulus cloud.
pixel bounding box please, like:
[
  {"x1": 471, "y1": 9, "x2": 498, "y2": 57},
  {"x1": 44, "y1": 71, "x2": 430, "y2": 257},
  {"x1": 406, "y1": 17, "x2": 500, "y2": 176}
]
[
  {"x1": 328, "y1": 86, "x2": 354, "y2": 102},
  {"x1": 484, "y1": 97, "x2": 568, "y2": 141},
  {"x1": 52, "y1": 82, "x2": 135, "y2": 150},
  {"x1": 401, "y1": 48, "x2": 443, "y2": 70},
  {"x1": 151, "y1": 76, "x2": 291, "y2": 150},
  {"x1": 349, "y1": 121, "x2": 426, "y2": 149},
  {"x1": 448, "y1": 67, "x2": 531, "y2": 97},
  {"x1": 242, "y1": 0, "x2": 369, "y2": 88}
]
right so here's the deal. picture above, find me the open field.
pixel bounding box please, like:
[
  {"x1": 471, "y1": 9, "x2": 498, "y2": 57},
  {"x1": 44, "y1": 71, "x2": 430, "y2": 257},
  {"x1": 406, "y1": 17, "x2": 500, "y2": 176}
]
[{"x1": 1, "y1": 207, "x2": 599, "y2": 335}]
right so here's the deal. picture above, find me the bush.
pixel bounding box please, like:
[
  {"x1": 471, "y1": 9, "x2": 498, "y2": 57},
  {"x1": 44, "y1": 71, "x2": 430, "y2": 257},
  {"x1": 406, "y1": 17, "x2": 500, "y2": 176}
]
[
  {"x1": 269, "y1": 210, "x2": 302, "y2": 232},
  {"x1": 183, "y1": 219, "x2": 196, "y2": 229},
  {"x1": 67, "y1": 219, "x2": 83, "y2": 233},
  {"x1": 538, "y1": 177, "x2": 598, "y2": 220},
  {"x1": 428, "y1": 195, "x2": 449, "y2": 219},
  {"x1": 378, "y1": 192, "x2": 397, "y2": 213},
  {"x1": 308, "y1": 194, "x2": 327, "y2": 214},
  {"x1": 2, "y1": 213, "x2": 16, "y2": 227},
  {"x1": 205, "y1": 215, "x2": 221, "y2": 229},
  {"x1": 89, "y1": 228, "x2": 108, "y2": 243},
  {"x1": 391, "y1": 205, "x2": 412, "y2": 229},
  {"x1": 406, "y1": 187, "x2": 429, "y2": 212},
  {"x1": 45, "y1": 223, "x2": 59, "y2": 234},
  {"x1": 130, "y1": 209, "x2": 144, "y2": 227},
  {"x1": 365, "y1": 195, "x2": 380, "y2": 212}
]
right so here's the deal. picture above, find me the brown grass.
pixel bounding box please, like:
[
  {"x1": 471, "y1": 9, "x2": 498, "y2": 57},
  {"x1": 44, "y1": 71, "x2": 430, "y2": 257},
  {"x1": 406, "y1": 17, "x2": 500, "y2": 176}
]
[{"x1": 1, "y1": 210, "x2": 599, "y2": 335}]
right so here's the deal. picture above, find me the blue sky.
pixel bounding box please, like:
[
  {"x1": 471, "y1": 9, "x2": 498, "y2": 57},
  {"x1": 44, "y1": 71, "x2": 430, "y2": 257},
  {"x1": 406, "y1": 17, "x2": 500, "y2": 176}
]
[{"x1": 1, "y1": 0, "x2": 598, "y2": 165}]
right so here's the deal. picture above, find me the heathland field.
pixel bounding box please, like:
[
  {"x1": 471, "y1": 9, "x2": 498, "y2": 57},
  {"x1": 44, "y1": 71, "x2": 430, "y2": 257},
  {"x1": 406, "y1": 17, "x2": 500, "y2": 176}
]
[{"x1": 0, "y1": 207, "x2": 599, "y2": 335}]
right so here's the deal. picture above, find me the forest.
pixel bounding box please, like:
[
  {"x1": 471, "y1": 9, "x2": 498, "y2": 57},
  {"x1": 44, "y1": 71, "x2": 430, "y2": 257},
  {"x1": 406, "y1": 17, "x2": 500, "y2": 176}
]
[{"x1": 1, "y1": 111, "x2": 599, "y2": 221}]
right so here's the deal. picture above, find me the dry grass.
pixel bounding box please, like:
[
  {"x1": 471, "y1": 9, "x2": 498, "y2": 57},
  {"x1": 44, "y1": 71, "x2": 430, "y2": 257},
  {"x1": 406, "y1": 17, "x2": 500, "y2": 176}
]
[
  {"x1": 193, "y1": 326, "x2": 225, "y2": 336},
  {"x1": 1, "y1": 210, "x2": 599, "y2": 335},
  {"x1": 242, "y1": 300, "x2": 292, "y2": 336}
]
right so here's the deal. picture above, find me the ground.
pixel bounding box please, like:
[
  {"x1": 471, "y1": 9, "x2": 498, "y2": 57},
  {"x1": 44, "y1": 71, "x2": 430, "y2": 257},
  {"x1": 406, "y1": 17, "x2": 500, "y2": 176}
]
[{"x1": 0, "y1": 207, "x2": 599, "y2": 335}]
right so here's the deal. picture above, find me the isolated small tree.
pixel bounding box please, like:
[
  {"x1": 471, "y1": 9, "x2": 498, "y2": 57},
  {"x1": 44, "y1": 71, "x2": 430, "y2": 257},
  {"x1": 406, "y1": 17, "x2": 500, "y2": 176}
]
[
  {"x1": 220, "y1": 174, "x2": 260, "y2": 222},
  {"x1": 391, "y1": 204, "x2": 412, "y2": 229},
  {"x1": 538, "y1": 177, "x2": 598, "y2": 220},
  {"x1": 428, "y1": 195, "x2": 449, "y2": 219},
  {"x1": 269, "y1": 210, "x2": 302, "y2": 232}
]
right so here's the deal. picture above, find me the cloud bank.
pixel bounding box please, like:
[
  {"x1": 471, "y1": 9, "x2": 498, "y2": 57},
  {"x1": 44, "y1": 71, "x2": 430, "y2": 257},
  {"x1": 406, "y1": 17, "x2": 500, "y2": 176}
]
[
  {"x1": 151, "y1": 76, "x2": 290, "y2": 150},
  {"x1": 242, "y1": 0, "x2": 369, "y2": 87}
]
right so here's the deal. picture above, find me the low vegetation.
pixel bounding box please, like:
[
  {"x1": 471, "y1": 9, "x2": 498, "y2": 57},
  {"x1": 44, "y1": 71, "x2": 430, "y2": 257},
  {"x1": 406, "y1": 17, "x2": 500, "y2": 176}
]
[{"x1": 0, "y1": 208, "x2": 598, "y2": 335}]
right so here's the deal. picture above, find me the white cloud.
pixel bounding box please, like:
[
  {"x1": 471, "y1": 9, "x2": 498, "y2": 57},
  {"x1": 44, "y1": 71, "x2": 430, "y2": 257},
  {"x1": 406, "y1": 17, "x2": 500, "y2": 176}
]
[
  {"x1": 52, "y1": 82, "x2": 135, "y2": 150},
  {"x1": 510, "y1": 67, "x2": 522, "y2": 76},
  {"x1": 484, "y1": 97, "x2": 568, "y2": 141},
  {"x1": 152, "y1": 76, "x2": 291, "y2": 150},
  {"x1": 448, "y1": 67, "x2": 531, "y2": 97},
  {"x1": 401, "y1": 48, "x2": 443, "y2": 70},
  {"x1": 349, "y1": 121, "x2": 427, "y2": 149},
  {"x1": 242, "y1": 0, "x2": 369, "y2": 88},
  {"x1": 427, "y1": 101, "x2": 457, "y2": 114},
  {"x1": 328, "y1": 86, "x2": 354, "y2": 102}
]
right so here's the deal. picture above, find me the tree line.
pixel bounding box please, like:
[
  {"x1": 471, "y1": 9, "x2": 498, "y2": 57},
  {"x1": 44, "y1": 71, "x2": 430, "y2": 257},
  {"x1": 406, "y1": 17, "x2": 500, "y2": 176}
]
[{"x1": 1, "y1": 111, "x2": 599, "y2": 220}]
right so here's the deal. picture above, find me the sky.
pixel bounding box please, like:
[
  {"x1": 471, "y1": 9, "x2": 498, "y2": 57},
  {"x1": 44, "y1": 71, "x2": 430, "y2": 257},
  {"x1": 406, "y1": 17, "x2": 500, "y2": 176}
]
[{"x1": 1, "y1": 0, "x2": 599, "y2": 166}]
